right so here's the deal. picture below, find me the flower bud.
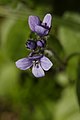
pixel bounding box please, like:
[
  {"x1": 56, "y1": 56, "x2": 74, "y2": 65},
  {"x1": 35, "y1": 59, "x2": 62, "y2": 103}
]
[
  {"x1": 25, "y1": 40, "x2": 37, "y2": 50},
  {"x1": 37, "y1": 40, "x2": 46, "y2": 48}
]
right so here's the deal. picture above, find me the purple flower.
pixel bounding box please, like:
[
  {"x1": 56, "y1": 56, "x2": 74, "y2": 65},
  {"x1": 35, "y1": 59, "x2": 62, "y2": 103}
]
[
  {"x1": 28, "y1": 13, "x2": 52, "y2": 36},
  {"x1": 15, "y1": 55, "x2": 53, "y2": 78}
]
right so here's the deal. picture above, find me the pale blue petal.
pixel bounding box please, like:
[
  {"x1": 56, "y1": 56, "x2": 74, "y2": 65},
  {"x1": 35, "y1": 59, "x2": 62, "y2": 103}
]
[
  {"x1": 32, "y1": 64, "x2": 45, "y2": 78},
  {"x1": 35, "y1": 25, "x2": 49, "y2": 36},
  {"x1": 28, "y1": 16, "x2": 40, "y2": 32},
  {"x1": 43, "y1": 14, "x2": 52, "y2": 28},
  {"x1": 40, "y1": 56, "x2": 53, "y2": 71},
  {"x1": 16, "y1": 58, "x2": 32, "y2": 70}
]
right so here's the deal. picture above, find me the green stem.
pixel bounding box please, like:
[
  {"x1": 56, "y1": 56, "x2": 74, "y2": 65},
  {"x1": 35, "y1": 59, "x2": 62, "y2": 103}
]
[{"x1": 64, "y1": 52, "x2": 80, "y2": 65}]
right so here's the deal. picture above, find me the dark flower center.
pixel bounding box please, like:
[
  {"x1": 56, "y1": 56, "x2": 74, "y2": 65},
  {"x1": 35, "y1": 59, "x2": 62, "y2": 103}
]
[
  {"x1": 32, "y1": 60, "x2": 40, "y2": 68},
  {"x1": 41, "y1": 22, "x2": 50, "y2": 30}
]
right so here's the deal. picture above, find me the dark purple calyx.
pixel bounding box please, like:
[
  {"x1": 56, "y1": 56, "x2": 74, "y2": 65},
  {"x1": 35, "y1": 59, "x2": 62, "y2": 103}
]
[
  {"x1": 28, "y1": 54, "x2": 43, "y2": 60},
  {"x1": 26, "y1": 40, "x2": 37, "y2": 50}
]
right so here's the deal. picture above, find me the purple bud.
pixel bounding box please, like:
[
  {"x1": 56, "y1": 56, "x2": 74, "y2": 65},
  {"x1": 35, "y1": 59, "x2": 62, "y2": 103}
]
[
  {"x1": 37, "y1": 39, "x2": 46, "y2": 47},
  {"x1": 26, "y1": 40, "x2": 37, "y2": 50}
]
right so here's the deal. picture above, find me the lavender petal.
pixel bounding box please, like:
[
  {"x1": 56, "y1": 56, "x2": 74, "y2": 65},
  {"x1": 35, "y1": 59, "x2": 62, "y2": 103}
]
[
  {"x1": 32, "y1": 64, "x2": 45, "y2": 78},
  {"x1": 15, "y1": 58, "x2": 32, "y2": 70},
  {"x1": 40, "y1": 56, "x2": 53, "y2": 71},
  {"x1": 35, "y1": 25, "x2": 48, "y2": 36},
  {"x1": 28, "y1": 16, "x2": 40, "y2": 32},
  {"x1": 43, "y1": 14, "x2": 52, "y2": 28}
]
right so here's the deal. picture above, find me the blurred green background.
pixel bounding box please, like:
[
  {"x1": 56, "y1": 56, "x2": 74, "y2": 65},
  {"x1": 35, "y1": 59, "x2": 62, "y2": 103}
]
[{"x1": 0, "y1": 0, "x2": 80, "y2": 120}]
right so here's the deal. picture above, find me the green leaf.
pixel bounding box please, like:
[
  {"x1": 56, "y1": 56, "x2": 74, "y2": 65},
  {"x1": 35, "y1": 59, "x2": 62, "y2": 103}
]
[
  {"x1": 66, "y1": 57, "x2": 79, "y2": 81},
  {"x1": 58, "y1": 13, "x2": 80, "y2": 55},
  {"x1": 53, "y1": 13, "x2": 80, "y2": 32},
  {"x1": 58, "y1": 13, "x2": 80, "y2": 81},
  {"x1": 55, "y1": 86, "x2": 80, "y2": 120},
  {"x1": 0, "y1": 0, "x2": 12, "y2": 5},
  {"x1": 2, "y1": 17, "x2": 30, "y2": 61},
  {"x1": 0, "y1": 62, "x2": 19, "y2": 96},
  {"x1": 76, "y1": 60, "x2": 80, "y2": 106},
  {"x1": 58, "y1": 27, "x2": 80, "y2": 56}
]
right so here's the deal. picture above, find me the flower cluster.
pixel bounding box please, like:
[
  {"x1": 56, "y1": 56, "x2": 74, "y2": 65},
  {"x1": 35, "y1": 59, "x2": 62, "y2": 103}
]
[{"x1": 15, "y1": 13, "x2": 53, "y2": 78}]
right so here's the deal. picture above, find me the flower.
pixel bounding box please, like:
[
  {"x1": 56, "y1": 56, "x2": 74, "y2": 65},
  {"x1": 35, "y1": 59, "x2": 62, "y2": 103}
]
[
  {"x1": 15, "y1": 55, "x2": 53, "y2": 78},
  {"x1": 28, "y1": 13, "x2": 52, "y2": 36}
]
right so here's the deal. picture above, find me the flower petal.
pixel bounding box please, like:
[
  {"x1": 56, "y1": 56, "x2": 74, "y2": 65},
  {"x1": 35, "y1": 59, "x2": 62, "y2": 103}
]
[
  {"x1": 43, "y1": 14, "x2": 52, "y2": 28},
  {"x1": 40, "y1": 56, "x2": 53, "y2": 71},
  {"x1": 16, "y1": 58, "x2": 32, "y2": 70},
  {"x1": 35, "y1": 25, "x2": 49, "y2": 36},
  {"x1": 32, "y1": 64, "x2": 45, "y2": 78},
  {"x1": 28, "y1": 16, "x2": 40, "y2": 32}
]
